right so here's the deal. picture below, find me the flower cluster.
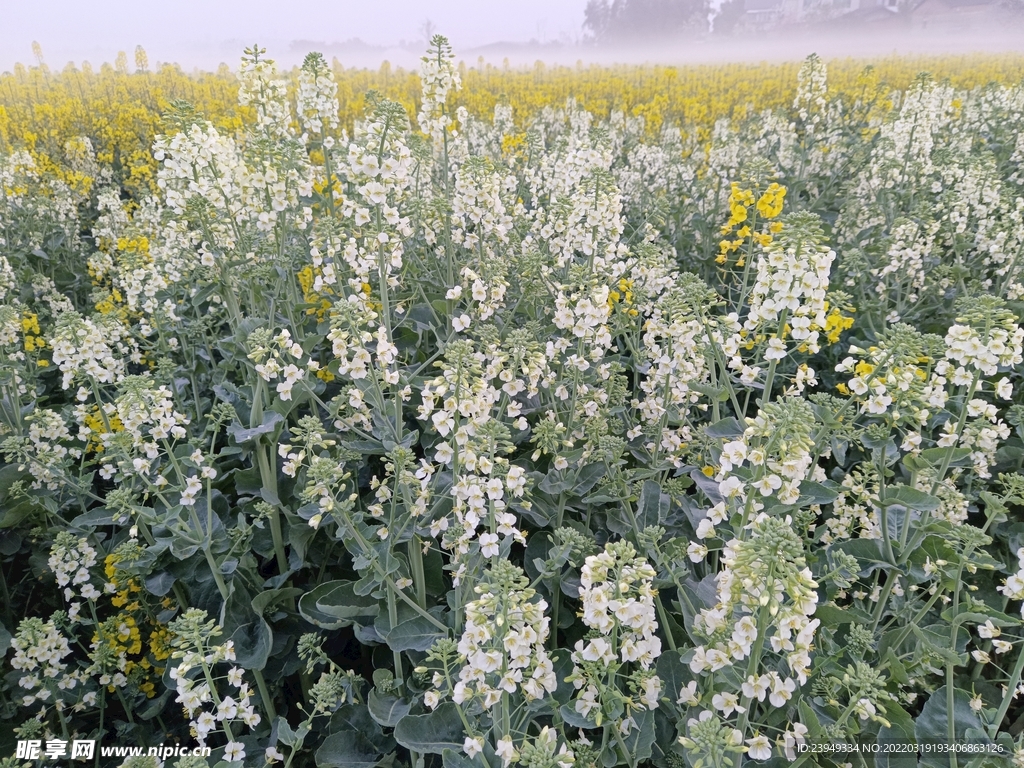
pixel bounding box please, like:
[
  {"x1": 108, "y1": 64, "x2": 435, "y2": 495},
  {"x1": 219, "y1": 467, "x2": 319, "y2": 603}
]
[
  {"x1": 434, "y1": 562, "x2": 557, "y2": 712},
  {"x1": 418, "y1": 35, "x2": 462, "y2": 150},
  {"x1": 248, "y1": 327, "x2": 308, "y2": 401},
  {"x1": 690, "y1": 515, "x2": 818, "y2": 713},
  {"x1": 9, "y1": 617, "x2": 77, "y2": 710},
  {"x1": 48, "y1": 532, "x2": 102, "y2": 603},
  {"x1": 568, "y1": 541, "x2": 663, "y2": 728},
  {"x1": 167, "y1": 609, "x2": 259, "y2": 759}
]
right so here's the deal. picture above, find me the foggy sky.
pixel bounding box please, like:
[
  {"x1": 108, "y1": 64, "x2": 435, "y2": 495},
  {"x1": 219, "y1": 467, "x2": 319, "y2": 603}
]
[
  {"x1": 2, "y1": 0, "x2": 1022, "y2": 72},
  {"x1": 1, "y1": 0, "x2": 590, "y2": 70}
]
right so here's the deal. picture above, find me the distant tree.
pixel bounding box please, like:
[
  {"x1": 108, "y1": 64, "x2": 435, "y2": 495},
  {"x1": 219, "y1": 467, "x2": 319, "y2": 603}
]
[
  {"x1": 134, "y1": 45, "x2": 149, "y2": 73},
  {"x1": 712, "y1": 0, "x2": 746, "y2": 34},
  {"x1": 420, "y1": 19, "x2": 438, "y2": 45},
  {"x1": 583, "y1": 0, "x2": 710, "y2": 42}
]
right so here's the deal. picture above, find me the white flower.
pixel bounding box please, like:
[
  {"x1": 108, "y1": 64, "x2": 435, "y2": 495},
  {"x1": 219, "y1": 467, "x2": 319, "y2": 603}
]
[
  {"x1": 479, "y1": 532, "x2": 499, "y2": 558},
  {"x1": 677, "y1": 681, "x2": 700, "y2": 706},
  {"x1": 217, "y1": 696, "x2": 238, "y2": 720},
  {"x1": 978, "y1": 620, "x2": 1000, "y2": 639},
  {"x1": 453, "y1": 314, "x2": 471, "y2": 332},
  {"x1": 496, "y1": 736, "x2": 517, "y2": 766},
  {"x1": 463, "y1": 736, "x2": 484, "y2": 759},
  {"x1": 765, "y1": 338, "x2": 788, "y2": 361},
  {"x1": 746, "y1": 733, "x2": 773, "y2": 761},
  {"x1": 783, "y1": 723, "x2": 809, "y2": 760},
  {"x1": 224, "y1": 741, "x2": 245, "y2": 763},
  {"x1": 712, "y1": 691, "x2": 745, "y2": 716},
  {"x1": 227, "y1": 667, "x2": 244, "y2": 687}
]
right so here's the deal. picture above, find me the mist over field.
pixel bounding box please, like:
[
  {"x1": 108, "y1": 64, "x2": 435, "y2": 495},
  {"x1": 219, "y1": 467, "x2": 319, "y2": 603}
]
[{"x1": 3, "y1": 0, "x2": 1022, "y2": 72}]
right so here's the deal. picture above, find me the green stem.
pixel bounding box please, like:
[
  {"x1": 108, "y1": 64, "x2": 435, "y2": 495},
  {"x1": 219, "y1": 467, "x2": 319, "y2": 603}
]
[
  {"x1": 736, "y1": 599, "x2": 773, "y2": 737},
  {"x1": 989, "y1": 644, "x2": 1024, "y2": 739},
  {"x1": 408, "y1": 537, "x2": 427, "y2": 610},
  {"x1": 253, "y1": 668, "x2": 278, "y2": 722},
  {"x1": 386, "y1": 581, "x2": 404, "y2": 687}
]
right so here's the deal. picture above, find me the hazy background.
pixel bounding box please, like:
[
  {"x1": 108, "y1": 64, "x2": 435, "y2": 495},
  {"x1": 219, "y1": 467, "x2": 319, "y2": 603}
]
[{"x1": 3, "y1": 0, "x2": 1022, "y2": 72}]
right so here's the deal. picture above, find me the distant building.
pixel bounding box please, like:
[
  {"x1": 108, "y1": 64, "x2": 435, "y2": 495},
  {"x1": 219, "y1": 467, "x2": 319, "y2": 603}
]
[
  {"x1": 911, "y1": 0, "x2": 1009, "y2": 29},
  {"x1": 736, "y1": 0, "x2": 898, "y2": 28},
  {"x1": 732, "y1": 0, "x2": 1008, "y2": 30}
]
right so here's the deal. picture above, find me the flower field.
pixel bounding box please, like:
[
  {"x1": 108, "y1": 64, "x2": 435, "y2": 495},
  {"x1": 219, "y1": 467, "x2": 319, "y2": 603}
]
[{"x1": 3, "y1": 37, "x2": 1024, "y2": 767}]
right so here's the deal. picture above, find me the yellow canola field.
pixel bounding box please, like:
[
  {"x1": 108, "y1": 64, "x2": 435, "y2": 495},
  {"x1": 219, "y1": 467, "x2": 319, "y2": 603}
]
[{"x1": 2, "y1": 51, "x2": 1023, "y2": 196}]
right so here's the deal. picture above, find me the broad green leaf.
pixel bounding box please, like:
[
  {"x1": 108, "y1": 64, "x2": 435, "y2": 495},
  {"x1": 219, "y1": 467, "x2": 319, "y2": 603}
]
[
  {"x1": 317, "y1": 581, "x2": 382, "y2": 621},
  {"x1": 636, "y1": 480, "x2": 669, "y2": 529},
  {"x1": 919, "y1": 446, "x2": 974, "y2": 467},
  {"x1": 228, "y1": 617, "x2": 272, "y2": 670},
  {"x1": 620, "y1": 708, "x2": 656, "y2": 763},
  {"x1": 368, "y1": 688, "x2": 411, "y2": 728},
  {"x1": 442, "y1": 748, "x2": 484, "y2": 768},
  {"x1": 883, "y1": 486, "x2": 940, "y2": 512},
  {"x1": 559, "y1": 703, "x2": 598, "y2": 729},
  {"x1": 226, "y1": 410, "x2": 284, "y2": 445},
  {"x1": 705, "y1": 417, "x2": 745, "y2": 438},
  {"x1": 797, "y1": 479, "x2": 839, "y2": 506},
  {"x1": 914, "y1": 687, "x2": 994, "y2": 768},
  {"x1": 815, "y1": 603, "x2": 872, "y2": 627},
  {"x1": 298, "y1": 580, "x2": 378, "y2": 630},
  {"x1": 393, "y1": 703, "x2": 465, "y2": 754},
  {"x1": 316, "y1": 731, "x2": 385, "y2": 768},
  {"x1": 875, "y1": 701, "x2": 917, "y2": 768},
  {"x1": 574, "y1": 462, "x2": 607, "y2": 495}
]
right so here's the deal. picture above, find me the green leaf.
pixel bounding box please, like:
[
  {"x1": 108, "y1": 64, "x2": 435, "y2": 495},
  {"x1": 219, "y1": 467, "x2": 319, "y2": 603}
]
[
  {"x1": 368, "y1": 688, "x2": 412, "y2": 728},
  {"x1": 883, "y1": 486, "x2": 940, "y2": 512},
  {"x1": 375, "y1": 613, "x2": 445, "y2": 652},
  {"x1": 574, "y1": 462, "x2": 607, "y2": 495},
  {"x1": 884, "y1": 648, "x2": 909, "y2": 685},
  {"x1": 942, "y1": 606, "x2": 1020, "y2": 629},
  {"x1": 620, "y1": 708, "x2": 656, "y2": 763},
  {"x1": 705, "y1": 417, "x2": 745, "y2": 438},
  {"x1": 273, "y1": 716, "x2": 301, "y2": 748},
  {"x1": 875, "y1": 701, "x2": 917, "y2": 768},
  {"x1": 559, "y1": 703, "x2": 598, "y2": 729},
  {"x1": 442, "y1": 748, "x2": 484, "y2": 768},
  {"x1": 797, "y1": 480, "x2": 839, "y2": 506},
  {"x1": 393, "y1": 702, "x2": 465, "y2": 754},
  {"x1": 316, "y1": 731, "x2": 385, "y2": 768},
  {"x1": 655, "y1": 650, "x2": 692, "y2": 701},
  {"x1": 224, "y1": 591, "x2": 273, "y2": 671},
  {"x1": 539, "y1": 469, "x2": 572, "y2": 495},
  {"x1": 815, "y1": 603, "x2": 872, "y2": 627},
  {"x1": 316, "y1": 581, "x2": 381, "y2": 622},
  {"x1": 0, "y1": 501, "x2": 34, "y2": 529},
  {"x1": 919, "y1": 446, "x2": 973, "y2": 467},
  {"x1": 0, "y1": 621, "x2": 12, "y2": 656},
  {"x1": 252, "y1": 587, "x2": 302, "y2": 617},
  {"x1": 636, "y1": 480, "x2": 669, "y2": 529},
  {"x1": 299, "y1": 580, "x2": 379, "y2": 630},
  {"x1": 833, "y1": 539, "x2": 895, "y2": 572},
  {"x1": 227, "y1": 410, "x2": 284, "y2": 445},
  {"x1": 910, "y1": 624, "x2": 967, "y2": 668},
  {"x1": 914, "y1": 687, "x2": 994, "y2": 768}
]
